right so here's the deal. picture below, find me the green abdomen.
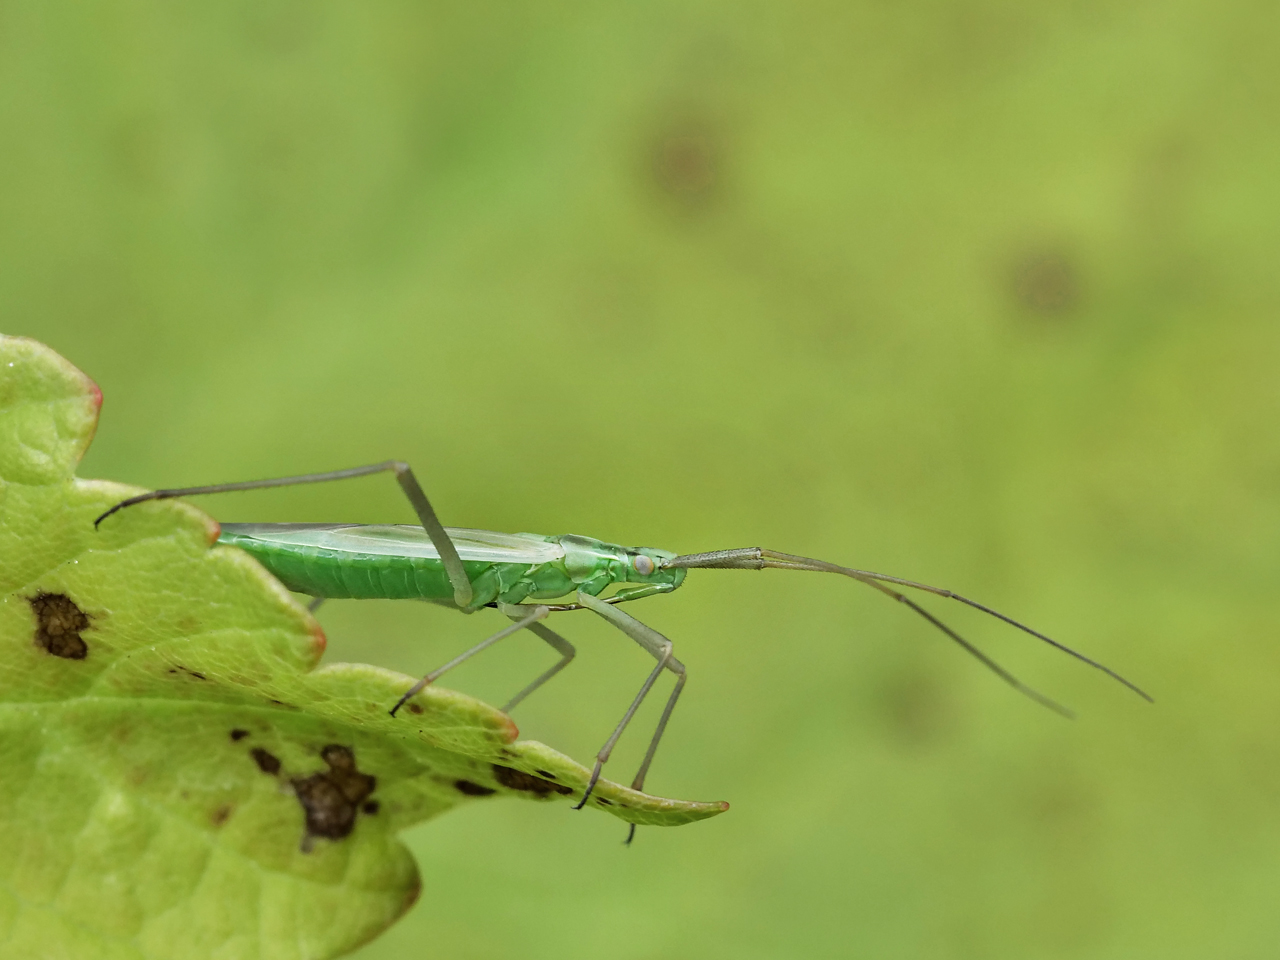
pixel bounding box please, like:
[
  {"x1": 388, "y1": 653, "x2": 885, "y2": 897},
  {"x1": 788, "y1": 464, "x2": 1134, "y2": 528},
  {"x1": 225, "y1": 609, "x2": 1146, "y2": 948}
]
[{"x1": 217, "y1": 532, "x2": 574, "y2": 606}]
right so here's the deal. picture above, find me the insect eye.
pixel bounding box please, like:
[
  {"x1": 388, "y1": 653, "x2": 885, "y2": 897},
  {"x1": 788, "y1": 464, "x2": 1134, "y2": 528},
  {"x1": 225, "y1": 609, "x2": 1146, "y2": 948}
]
[{"x1": 633, "y1": 555, "x2": 655, "y2": 576}]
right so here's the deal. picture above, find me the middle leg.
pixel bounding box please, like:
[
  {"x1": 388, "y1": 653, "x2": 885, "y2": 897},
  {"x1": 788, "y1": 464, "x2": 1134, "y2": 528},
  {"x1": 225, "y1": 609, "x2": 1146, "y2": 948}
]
[
  {"x1": 388, "y1": 604, "x2": 578, "y2": 717},
  {"x1": 389, "y1": 604, "x2": 551, "y2": 716},
  {"x1": 499, "y1": 611, "x2": 577, "y2": 714}
]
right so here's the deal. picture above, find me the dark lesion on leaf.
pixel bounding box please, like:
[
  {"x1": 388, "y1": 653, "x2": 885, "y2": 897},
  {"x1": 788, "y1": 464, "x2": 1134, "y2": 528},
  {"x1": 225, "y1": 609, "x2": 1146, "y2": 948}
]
[
  {"x1": 291, "y1": 745, "x2": 377, "y2": 847},
  {"x1": 492, "y1": 764, "x2": 573, "y2": 797},
  {"x1": 29, "y1": 592, "x2": 92, "y2": 659},
  {"x1": 230, "y1": 729, "x2": 250, "y2": 741},
  {"x1": 168, "y1": 665, "x2": 207, "y2": 680},
  {"x1": 251, "y1": 747, "x2": 282, "y2": 776},
  {"x1": 454, "y1": 779, "x2": 497, "y2": 797}
]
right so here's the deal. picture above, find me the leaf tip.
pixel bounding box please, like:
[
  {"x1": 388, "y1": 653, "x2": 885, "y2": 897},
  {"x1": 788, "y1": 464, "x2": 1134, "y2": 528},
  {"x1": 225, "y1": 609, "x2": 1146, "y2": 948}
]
[
  {"x1": 86, "y1": 375, "x2": 103, "y2": 413},
  {"x1": 307, "y1": 618, "x2": 328, "y2": 658}
]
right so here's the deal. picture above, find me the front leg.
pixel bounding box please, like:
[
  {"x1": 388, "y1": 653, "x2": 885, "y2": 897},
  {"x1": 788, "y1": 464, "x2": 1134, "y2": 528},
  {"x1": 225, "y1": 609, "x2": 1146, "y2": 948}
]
[{"x1": 573, "y1": 591, "x2": 687, "y2": 822}]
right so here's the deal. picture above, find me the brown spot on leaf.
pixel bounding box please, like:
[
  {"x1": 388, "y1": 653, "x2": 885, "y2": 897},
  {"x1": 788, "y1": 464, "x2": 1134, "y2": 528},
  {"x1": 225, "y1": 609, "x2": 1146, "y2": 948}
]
[
  {"x1": 230, "y1": 729, "x2": 250, "y2": 741},
  {"x1": 406, "y1": 703, "x2": 423, "y2": 715},
  {"x1": 535, "y1": 769, "x2": 557, "y2": 780},
  {"x1": 596, "y1": 797, "x2": 613, "y2": 806},
  {"x1": 454, "y1": 779, "x2": 497, "y2": 797},
  {"x1": 251, "y1": 748, "x2": 282, "y2": 776},
  {"x1": 29, "y1": 593, "x2": 91, "y2": 659},
  {"x1": 362, "y1": 800, "x2": 380, "y2": 815},
  {"x1": 169, "y1": 665, "x2": 207, "y2": 680},
  {"x1": 492, "y1": 764, "x2": 573, "y2": 797},
  {"x1": 291, "y1": 745, "x2": 377, "y2": 845},
  {"x1": 211, "y1": 805, "x2": 232, "y2": 827}
]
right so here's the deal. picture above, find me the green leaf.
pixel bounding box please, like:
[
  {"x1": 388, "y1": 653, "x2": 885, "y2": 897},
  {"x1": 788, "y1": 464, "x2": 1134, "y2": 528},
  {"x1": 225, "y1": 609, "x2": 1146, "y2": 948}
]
[{"x1": 0, "y1": 335, "x2": 727, "y2": 960}]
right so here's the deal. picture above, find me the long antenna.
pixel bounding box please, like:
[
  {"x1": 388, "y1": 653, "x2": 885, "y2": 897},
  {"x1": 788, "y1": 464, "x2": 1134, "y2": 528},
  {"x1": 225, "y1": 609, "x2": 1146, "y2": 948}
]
[{"x1": 662, "y1": 547, "x2": 1152, "y2": 713}]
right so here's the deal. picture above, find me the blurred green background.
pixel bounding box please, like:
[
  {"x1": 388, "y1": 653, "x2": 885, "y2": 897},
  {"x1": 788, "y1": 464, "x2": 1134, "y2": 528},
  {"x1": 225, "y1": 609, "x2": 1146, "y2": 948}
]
[{"x1": 6, "y1": 1, "x2": 1279, "y2": 957}]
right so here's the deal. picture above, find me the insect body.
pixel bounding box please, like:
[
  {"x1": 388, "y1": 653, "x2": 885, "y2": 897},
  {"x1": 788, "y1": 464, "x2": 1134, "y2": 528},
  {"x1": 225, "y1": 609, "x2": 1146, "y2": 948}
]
[
  {"x1": 216, "y1": 524, "x2": 685, "y2": 607},
  {"x1": 95, "y1": 460, "x2": 1149, "y2": 842}
]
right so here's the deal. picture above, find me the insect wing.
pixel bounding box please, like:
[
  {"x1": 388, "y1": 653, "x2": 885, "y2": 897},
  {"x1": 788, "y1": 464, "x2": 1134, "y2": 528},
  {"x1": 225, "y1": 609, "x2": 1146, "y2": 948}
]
[{"x1": 219, "y1": 523, "x2": 565, "y2": 564}]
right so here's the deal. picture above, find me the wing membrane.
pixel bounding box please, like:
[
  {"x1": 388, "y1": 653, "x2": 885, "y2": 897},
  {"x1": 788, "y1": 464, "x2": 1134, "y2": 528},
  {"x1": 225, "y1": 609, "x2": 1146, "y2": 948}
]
[{"x1": 219, "y1": 523, "x2": 565, "y2": 564}]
